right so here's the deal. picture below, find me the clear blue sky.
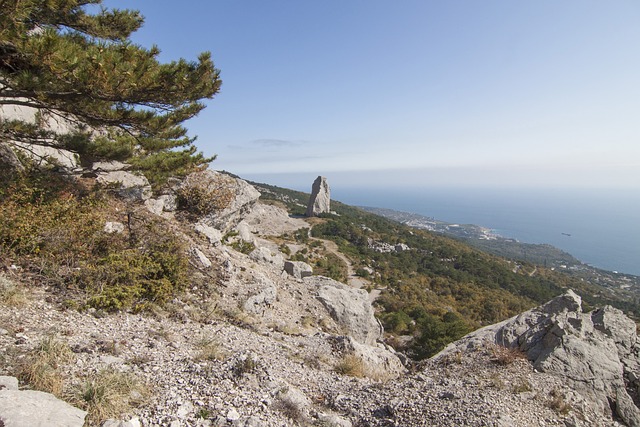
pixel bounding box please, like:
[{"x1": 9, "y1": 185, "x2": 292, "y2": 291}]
[{"x1": 103, "y1": 0, "x2": 640, "y2": 191}]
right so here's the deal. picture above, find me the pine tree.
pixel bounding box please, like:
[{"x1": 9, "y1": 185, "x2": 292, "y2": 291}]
[{"x1": 0, "y1": 0, "x2": 221, "y2": 186}]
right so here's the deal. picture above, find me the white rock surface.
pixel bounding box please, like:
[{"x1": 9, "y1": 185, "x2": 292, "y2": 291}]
[
  {"x1": 305, "y1": 176, "x2": 330, "y2": 217},
  {"x1": 0, "y1": 389, "x2": 87, "y2": 427},
  {"x1": 307, "y1": 276, "x2": 383, "y2": 345}
]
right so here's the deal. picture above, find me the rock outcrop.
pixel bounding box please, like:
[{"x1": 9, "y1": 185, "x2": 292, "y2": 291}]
[
  {"x1": 306, "y1": 276, "x2": 383, "y2": 345},
  {"x1": 202, "y1": 171, "x2": 261, "y2": 232},
  {"x1": 437, "y1": 290, "x2": 640, "y2": 426},
  {"x1": 305, "y1": 176, "x2": 330, "y2": 217}
]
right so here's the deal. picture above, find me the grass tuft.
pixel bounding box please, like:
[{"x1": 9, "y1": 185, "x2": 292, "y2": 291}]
[
  {"x1": 18, "y1": 336, "x2": 74, "y2": 396},
  {"x1": 72, "y1": 369, "x2": 150, "y2": 425}
]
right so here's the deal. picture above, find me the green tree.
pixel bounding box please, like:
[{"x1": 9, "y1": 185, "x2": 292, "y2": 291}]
[{"x1": 0, "y1": 0, "x2": 221, "y2": 186}]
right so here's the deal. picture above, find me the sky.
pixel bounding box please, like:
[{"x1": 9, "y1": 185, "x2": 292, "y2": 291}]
[{"x1": 101, "y1": 0, "x2": 640, "y2": 191}]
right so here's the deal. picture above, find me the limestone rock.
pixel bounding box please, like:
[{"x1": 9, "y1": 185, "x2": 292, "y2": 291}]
[
  {"x1": 104, "y1": 221, "x2": 125, "y2": 234},
  {"x1": 284, "y1": 260, "x2": 313, "y2": 279},
  {"x1": 0, "y1": 376, "x2": 18, "y2": 391},
  {"x1": 96, "y1": 170, "x2": 152, "y2": 201},
  {"x1": 192, "y1": 247, "x2": 212, "y2": 269},
  {"x1": 276, "y1": 385, "x2": 312, "y2": 418},
  {"x1": 0, "y1": 389, "x2": 87, "y2": 427},
  {"x1": 235, "y1": 221, "x2": 255, "y2": 244},
  {"x1": 144, "y1": 198, "x2": 164, "y2": 215},
  {"x1": 102, "y1": 417, "x2": 141, "y2": 427},
  {"x1": 243, "y1": 274, "x2": 277, "y2": 314},
  {"x1": 202, "y1": 172, "x2": 261, "y2": 233},
  {"x1": 249, "y1": 247, "x2": 285, "y2": 270},
  {"x1": 92, "y1": 161, "x2": 129, "y2": 172},
  {"x1": 306, "y1": 276, "x2": 383, "y2": 345},
  {"x1": 305, "y1": 176, "x2": 330, "y2": 217},
  {"x1": 13, "y1": 142, "x2": 79, "y2": 170},
  {"x1": 316, "y1": 412, "x2": 353, "y2": 427},
  {"x1": 195, "y1": 222, "x2": 223, "y2": 246},
  {"x1": 436, "y1": 290, "x2": 640, "y2": 427},
  {"x1": 337, "y1": 336, "x2": 405, "y2": 380},
  {"x1": 157, "y1": 194, "x2": 178, "y2": 212}
]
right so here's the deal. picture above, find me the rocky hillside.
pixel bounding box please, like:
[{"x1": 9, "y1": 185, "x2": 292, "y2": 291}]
[{"x1": 1, "y1": 170, "x2": 639, "y2": 426}]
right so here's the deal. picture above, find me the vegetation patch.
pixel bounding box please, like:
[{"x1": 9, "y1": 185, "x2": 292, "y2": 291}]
[
  {"x1": 0, "y1": 274, "x2": 28, "y2": 307},
  {"x1": 18, "y1": 336, "x2": 74, "y2": 396},
  {"x1": 334, "y1": 354, "x2": 365, "y2": 378},
  {"x1": 0, "y1": 169, "x2": 191, "y2": 312},
  {"x1": 72, "y1": 369, "x2": 150, "y2": 426}
]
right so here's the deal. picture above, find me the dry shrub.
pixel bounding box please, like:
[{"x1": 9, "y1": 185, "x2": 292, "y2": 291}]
[
  {"x1": 334, "y1": 354, "x2": 365, "y2": 378},
  {"x1": 512, "y1": 378, "x2": 533, "y2": 393},
  {"x1": 490, "y1": 344, "x2": 527, "y2": 365},
  {"x1": 175, "y1": 171, "x2": 235, "y2": 216},
  {"x1": 72, "y1": 369, "x2": 150, "y2": 425},
  {"x1": 195, "y1": 337, "x2": 225, "y2": 361},
  {"x1": 18, "y1": 336, "x2": 74, "y2": 396}
]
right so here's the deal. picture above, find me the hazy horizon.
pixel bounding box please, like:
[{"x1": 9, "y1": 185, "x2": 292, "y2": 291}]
[{"x1": 102, "y1": 0, "x2": 640, "y2": 191}]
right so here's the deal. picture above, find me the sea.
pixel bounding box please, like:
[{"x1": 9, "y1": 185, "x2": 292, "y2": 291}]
[{"x1": 331, "y1": 187, "x2": 640, "y2": 277}]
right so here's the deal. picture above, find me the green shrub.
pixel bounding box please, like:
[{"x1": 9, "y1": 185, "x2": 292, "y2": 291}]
[
  {"x1": 0, "y1": 169, "x2": 191, "y2": 312},
  {"x1": 81, "y1": 233, "x2": 189, "y2": 312}
]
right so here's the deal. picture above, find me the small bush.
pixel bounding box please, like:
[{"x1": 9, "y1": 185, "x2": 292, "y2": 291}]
[
  {"x1": 0, "y1": 170, "x2": 191, "y2": 312},
  {"x1": 334, "y1": 354, "x2": 364, "y2": 377},
  {"x1": 175, "y1": 171, "x2": 235, "y2": 216},
  {"x1": 512, "y1": 379, "x2": 532, "y2": 393},
  {"x1": 195, "y1": 337, "x2": 224, "y2": 361},
  {"x1": 233, "y1": 354, "x2": 259, "y2": 377}
]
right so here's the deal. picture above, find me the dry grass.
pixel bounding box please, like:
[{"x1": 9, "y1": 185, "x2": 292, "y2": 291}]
[
  {"x1": 195, "y1": 337, "x2": 225, "y2": 361},
  {"x1": 72, "y1": 369, "x2": 150, "y2": 426},
  {"x1": 490, "y1": 344, "x2": 527, "y2": 365},
  {"x1": 334, "y1": 354, "x2": 365, "y2": 378},
  {"x1": 18, "y1": 336, "x2": 74, "y2": 396},
  {"x1": 0, "y1": 274, "x2": 28, "y2": 307},
  {"x1": 512, "y1": 378, "x2": 533, "y2": 393}
]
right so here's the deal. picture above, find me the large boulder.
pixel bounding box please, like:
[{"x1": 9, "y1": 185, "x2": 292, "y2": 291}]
[
  {"x1": 0, "y1": 385, "x2": 87, "y2": 427},
  {"x1": 305, "y1": 176, "x2": 330, "y2": 217},
  {"x1": 334, "y1": 336, "x2": 405, "y2": 380},
  {"x1": 436, "y1": 290, "x2": 640, "y2": 427},
  {"x1": 201, "y1": 172, "x2": 261, "y2": 233},
  {"x1": 284, "y1": 260, "x2": 313, "y2": 279},
  {"x1": 305, "y1": 276, "x2": 382, "y2": 345},
  {"x1": 249, "y1": 246, "x2": 285, "y2": 270}
]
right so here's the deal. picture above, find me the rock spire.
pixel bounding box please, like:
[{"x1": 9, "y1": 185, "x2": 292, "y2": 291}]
[{"x1": 305, "y1": 176, "x2": 330, "y2": 217}]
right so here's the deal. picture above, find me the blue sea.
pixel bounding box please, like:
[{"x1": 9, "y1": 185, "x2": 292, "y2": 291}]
[{"x1": 331, "y1": 187, "x2": 640, "y2": 277}]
